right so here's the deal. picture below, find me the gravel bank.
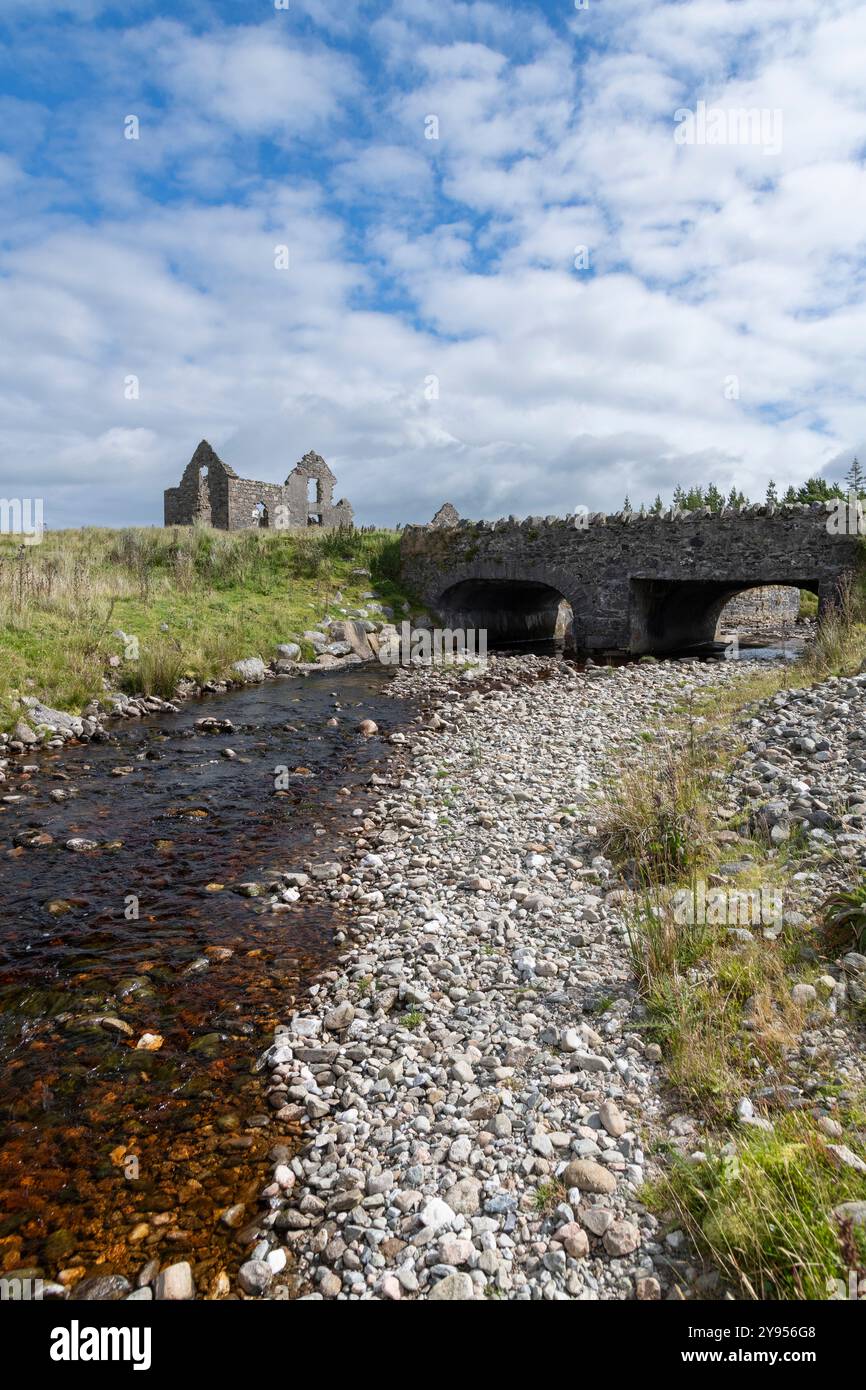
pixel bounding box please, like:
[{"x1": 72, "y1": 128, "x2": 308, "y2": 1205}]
[
  {"x1": 721, "y1": 671, "x2": 866, "y2": 1123},
  {"x1": 250, "y1": 653, "x2": 780, "y2": 1302}
]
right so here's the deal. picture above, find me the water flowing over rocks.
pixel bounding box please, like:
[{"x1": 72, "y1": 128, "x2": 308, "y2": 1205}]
[
  {"x1": 0, "y1": 664, "x2": 408, "y2": 1299},
  {"x1": 0, "y1": 586, "x2": 402, "y2": 761}
]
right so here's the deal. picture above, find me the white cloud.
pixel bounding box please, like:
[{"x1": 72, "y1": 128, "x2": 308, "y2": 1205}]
[
  {"x1": 1, "y1": 0, "x2": 865, "y2": 529},
  {"x1": 156, "y1": 26, "x2": 358, "y2": 136}
]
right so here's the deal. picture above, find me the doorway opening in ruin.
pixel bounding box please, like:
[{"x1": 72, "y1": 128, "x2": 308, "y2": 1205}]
[
  {"x1": 253, "y1": 501, "x2": 269, "y2": 528},
  {"x1": 437, "y1": 578, "x2": 573, "y2": 649}
]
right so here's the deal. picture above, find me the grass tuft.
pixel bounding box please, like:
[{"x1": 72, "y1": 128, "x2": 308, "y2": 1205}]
[
  {"x1": 654, "y1": 1113, "x2": 866, "y2": 1300},
  {"x1": 598, "y1": 738, "x2": 715, "y2": 884},
  {"x1": 821, "y1": 875, "x2": 866, "y2": 957}
]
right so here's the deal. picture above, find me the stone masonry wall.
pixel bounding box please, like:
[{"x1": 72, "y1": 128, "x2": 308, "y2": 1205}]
[
  {"x1": 717, "y1": 585, "x2": 801, "y2": 634},
  {"x1": 400, "y1": 504, "x2": 861, "y2": 654},
  {"x1": 226, "y1": 479, "x2": 289, "y2": 530}
]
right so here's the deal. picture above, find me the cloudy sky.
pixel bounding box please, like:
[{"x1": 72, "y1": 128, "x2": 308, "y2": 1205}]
[{"x1": 1, "y1": 0, "x2": 865, "y2": 528}]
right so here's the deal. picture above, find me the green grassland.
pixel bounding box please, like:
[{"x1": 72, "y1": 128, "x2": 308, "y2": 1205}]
[{"x1": 0, "y1": 526, "x2": 406, "y2": 728}]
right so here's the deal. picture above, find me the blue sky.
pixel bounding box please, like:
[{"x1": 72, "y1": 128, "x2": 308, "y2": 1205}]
[{"x1": 1, "y1": 0, "x2": 865, "y2": 528}]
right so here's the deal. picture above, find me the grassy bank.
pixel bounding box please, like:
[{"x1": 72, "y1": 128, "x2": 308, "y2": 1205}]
[
  {"x1": 0, "y1": 526, "x2": 405, "y2": 728},
  {"x1": 598, "y1": 586, "x2": 866, "y2": 1300}
]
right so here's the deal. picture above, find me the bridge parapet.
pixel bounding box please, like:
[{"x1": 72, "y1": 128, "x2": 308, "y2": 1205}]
[{"x1": 406, "y1": 498, "x2": 841, "y2": 536}]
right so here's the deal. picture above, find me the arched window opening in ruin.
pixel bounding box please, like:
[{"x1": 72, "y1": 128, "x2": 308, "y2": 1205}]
[
  {"x1": 307, "y1": 477, "x2": 319, "y2": 505},
  {"x1": 253, "y1": 501, "x2": 269, "y2": 528},
  {"x1": 200, "y1": 466, "x2": 208, "y2": 480}
]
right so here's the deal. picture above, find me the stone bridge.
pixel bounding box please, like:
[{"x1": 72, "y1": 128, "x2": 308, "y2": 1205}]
[{"x1": 400, "y1": 504, "x2": 862, "y2": 654}]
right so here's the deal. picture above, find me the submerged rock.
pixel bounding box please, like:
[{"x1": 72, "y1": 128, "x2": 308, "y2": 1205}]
[{"x1": 75, "y1": 1274, "x2": 132, "y2": 1300}]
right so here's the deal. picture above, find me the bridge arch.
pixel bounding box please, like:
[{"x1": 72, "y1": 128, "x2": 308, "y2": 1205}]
[
  {"x1": 629, "y1": 577, "x2": 819, "y2": 654},
  {"x1": 434, "y1": 562, "x2": 584, "y2": 648},
  {"x1": 438, "y1": 578, "x2": 571, "y2": 646}
]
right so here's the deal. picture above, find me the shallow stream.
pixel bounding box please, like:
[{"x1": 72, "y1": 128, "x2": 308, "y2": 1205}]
[{"x1": 0, "y1": 667, "x2": 403, "y2": 1294}]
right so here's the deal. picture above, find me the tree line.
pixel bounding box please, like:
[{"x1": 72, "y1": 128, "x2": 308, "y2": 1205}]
[{"x1": 623, "y1": 458, "x2": 865, "y2": 514}]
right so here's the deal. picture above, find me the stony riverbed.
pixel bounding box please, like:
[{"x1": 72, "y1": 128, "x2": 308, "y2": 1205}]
[{"x1": 232, "y1": 651, "x2": 866, "y2": 1303}]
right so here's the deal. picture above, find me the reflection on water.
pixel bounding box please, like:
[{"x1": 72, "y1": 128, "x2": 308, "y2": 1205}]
[{"x1": 0, "y1": 668, "x2": 403, "y2": 1295}]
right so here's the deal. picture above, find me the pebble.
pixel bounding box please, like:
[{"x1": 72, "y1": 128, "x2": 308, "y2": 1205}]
[
  {"x1": 636, "y1": 1275, "x2": 661, "y2": 1300},
  {"x1": 581, "y1": 1207, "x2": 614, "y2": 1237},
  {"x1": 563, "y1": 1160, "x2": 617, "y2": 1195},
  {"x1": 420, "y1": 1198, "x2": 456, "y2": 1231},
  {"x1": 323, "y1": 1001, "x2": 354, "y2": 1032},
  {"x1": 428, "y1": 1272, "x2": 474, "y2": 1300},
  {"x1": 599, "y1": 1099, "x2": 627, "y2": 1138},
  {"x1": 154, "y1": 1262, "x2": 195, "y2": 1301},
  {"x1": 602, "y1": 1221, "x2": 641, "y2": 1257},
  {"x1": 557, "y1": 1223, "x2": 589, "y2": 1258},
  {"x1": 237, "y1": 1260, "x2": 273, "y2": 1296}
]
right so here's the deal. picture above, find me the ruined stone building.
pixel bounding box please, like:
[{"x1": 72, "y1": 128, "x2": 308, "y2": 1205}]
[{"x1": 164, "y1": 441, "x2": 354, "y2": 530}]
